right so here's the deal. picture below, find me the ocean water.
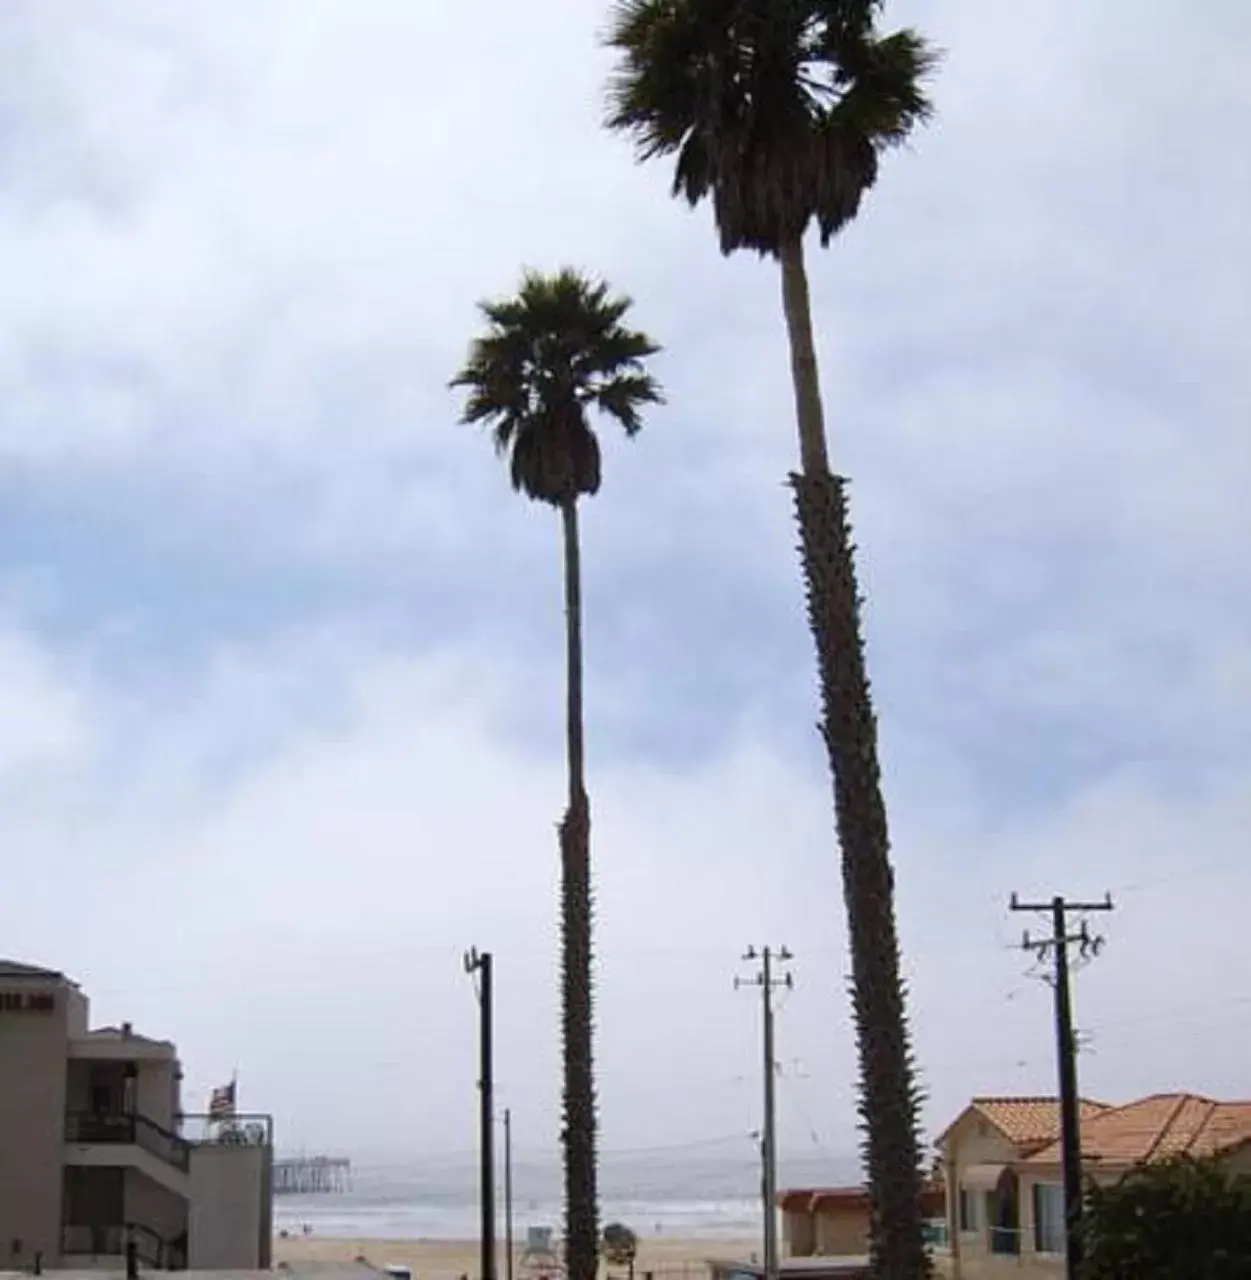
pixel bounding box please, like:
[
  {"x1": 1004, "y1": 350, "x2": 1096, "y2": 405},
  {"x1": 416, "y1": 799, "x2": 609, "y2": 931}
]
[{"x1": 274, "y1": 1150, "x2": 860, "y2": 1241}]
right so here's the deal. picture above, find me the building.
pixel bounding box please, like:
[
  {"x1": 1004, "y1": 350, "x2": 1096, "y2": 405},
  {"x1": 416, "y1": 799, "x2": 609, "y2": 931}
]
[
  {"x1": 935, "y1": 1092, "x2": 1251, "y2": 1279},
  {"x1": 709, "y1": 1260, "x2": 874, "y2": 1280},
  {"x1": 0, "y1": 959, "x2": 273, "y2": 1271},
  {"x1": 779, "y1": 1184, "x2": 947, "y2": 1260}
]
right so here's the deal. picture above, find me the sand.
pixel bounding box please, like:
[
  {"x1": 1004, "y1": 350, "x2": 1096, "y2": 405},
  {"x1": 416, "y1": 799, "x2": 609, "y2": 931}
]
[{"x1": 273, "y1": 1235, "x2": 760, "y2": 1280}]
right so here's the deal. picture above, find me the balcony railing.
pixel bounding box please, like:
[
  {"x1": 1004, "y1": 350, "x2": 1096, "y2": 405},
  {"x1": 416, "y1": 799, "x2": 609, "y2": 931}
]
[
  {"x1": 922, "y1": 1218, "x2": 950, "y2": 1249},
  {"x1": 65, "y1": 1111, "x2": 191, "y2": 1173},
  {"x1": 61, "y1": 1222, "x2": 186, "y2": 1270},
  {"x1": 178, "y1": 1111, "x2": 273, "y2": 1147},
  {"x1": 989, "y1": 1225, "x2": 1023, "y2": 1256}
]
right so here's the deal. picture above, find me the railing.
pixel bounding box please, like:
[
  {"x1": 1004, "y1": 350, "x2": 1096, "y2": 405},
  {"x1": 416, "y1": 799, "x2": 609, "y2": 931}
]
[
  {"x1": 922, "y1": 1218, "x2": 950, "y2": 1248},
  {"x1": 178, "y1": 1111, "x2": 273, "y2": 1147},
  {"x1": 989, "y1": 1226, "x2": 1023, "y2": 1256},
  {"x1": 61, "y1": 1222, "x2": 186, "y2": 1270},
  {"x1": 65, "y1": 1110, "x2": 191, "y2": 1173}
]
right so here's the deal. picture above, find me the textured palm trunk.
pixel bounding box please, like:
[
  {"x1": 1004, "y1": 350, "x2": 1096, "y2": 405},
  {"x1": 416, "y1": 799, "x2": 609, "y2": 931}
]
[
  {"x1": 559, "y1": 496, "x2": 598, "y2": 1280},
  {"x1": 780, "y1": 236, "x2": 930, "y2": 1280}
]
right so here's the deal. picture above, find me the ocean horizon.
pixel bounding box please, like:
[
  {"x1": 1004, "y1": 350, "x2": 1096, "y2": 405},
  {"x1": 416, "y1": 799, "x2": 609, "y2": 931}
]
[{"x1": 273, "y1": 1150, "x2": 861, "y2": 1241}]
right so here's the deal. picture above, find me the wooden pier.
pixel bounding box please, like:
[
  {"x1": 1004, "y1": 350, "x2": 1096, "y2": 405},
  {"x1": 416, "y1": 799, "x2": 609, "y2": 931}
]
[{"x1": 272, "y1": 1155, "x2": 352, "y2": 1194}]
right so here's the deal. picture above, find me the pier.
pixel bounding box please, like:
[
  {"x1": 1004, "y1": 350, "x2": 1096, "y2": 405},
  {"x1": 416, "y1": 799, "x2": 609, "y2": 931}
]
[{"x1": 273, "y1": 1155, "x2": 352, "y2": 1194}]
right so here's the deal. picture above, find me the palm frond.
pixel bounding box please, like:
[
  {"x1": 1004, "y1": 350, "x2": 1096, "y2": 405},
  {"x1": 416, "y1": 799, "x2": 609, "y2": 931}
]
[
  {"x1": 604, "y1": 0, "x2": 939, "y2": 256},
  {"x1": 451, "y1": 268, "x2": 663, "y2": 505},
  {"x1": 588, "y1": 373, "x2": 665, "y2": 436}
]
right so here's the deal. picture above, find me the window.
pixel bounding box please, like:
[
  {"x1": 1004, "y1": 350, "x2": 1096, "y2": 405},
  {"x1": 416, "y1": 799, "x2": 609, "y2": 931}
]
[
  {"x1": 1033, "y1": 1182, "x2": 1066, "y2": 1254},
  {"x1": 958, "y1": 1187, "x2": 981, "y2": 1233}
]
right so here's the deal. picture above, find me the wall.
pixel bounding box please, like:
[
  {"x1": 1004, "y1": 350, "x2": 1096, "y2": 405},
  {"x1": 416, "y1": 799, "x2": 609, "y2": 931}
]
[
  {"x1": 813, "y1": 1207, "x2": 869, "y2": 1257},
  {"x1": 0, "y1": 976, "x2": 71, "y2": 1266},
  {"x1": 187, "y1": 1143, "x2": 269, "y2": 1269},
  {"x1": 942, "y1": 1112, "x2": 1021, "y2": 1275},
  {"x1": 65, "y1": 1059, "x2": 92, "y2": 1113},
  {"x1": 135, "y1": 1059, "x2": 177, "y2": 1129},
  {"x1": 257, "y1": 1144, "x2": 273, "y2": 1268},
  {"x1": 783, "y1": 1209, "x2": 815, "y2": 1256},
  {"x1": 125, "y1": 1170, "x2": 187, "y2": 1245},
  {"x1": 65, "y1": 989, "x2": 89, "y2": 1038},
  {"x1": 62, "y1": 1166, "x2": 124, "y2": 1230}
]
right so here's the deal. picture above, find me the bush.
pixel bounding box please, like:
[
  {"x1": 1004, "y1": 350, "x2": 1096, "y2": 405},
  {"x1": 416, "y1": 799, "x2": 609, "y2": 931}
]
[
  {"x1": 1079, "y1": 1155, "x2": 1251, "y2": 1279},
  {"x1": 602, "y1": 1223, "x2": 639, "y2": 1268}
]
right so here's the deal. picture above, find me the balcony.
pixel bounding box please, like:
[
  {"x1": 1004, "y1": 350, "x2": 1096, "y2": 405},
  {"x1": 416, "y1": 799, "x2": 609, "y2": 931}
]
[
  {"x1": 65, "y1": 1111, "x2": 191, "y2": 1174},
  {"x1": 989, "y1": 1226, "x2": 1023, "y2": 1256},
  {"x1": 178, "y1": 1112, "x2": 273, "y2": 1147},
  {"x1": 61, "y1": 1222, "x2": 186, "y2": 1270},
  {"x1": 922, "y1": 1219, "x2": 950, "y2": 1249}
]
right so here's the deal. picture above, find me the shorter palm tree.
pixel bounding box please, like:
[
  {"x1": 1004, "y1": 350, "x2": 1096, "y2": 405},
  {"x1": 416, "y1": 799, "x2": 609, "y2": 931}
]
[{"x1": 451, "y1": 268, "x2": 662, "y2": 1280}]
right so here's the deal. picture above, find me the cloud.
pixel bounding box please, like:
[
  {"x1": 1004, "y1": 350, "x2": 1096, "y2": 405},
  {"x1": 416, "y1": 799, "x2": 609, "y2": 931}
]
[
  {"x1": 1, "y1": 616, "x2": 1246, "y2": 1163},
  {"x1": 0, "y1": 627, "x2": 93, "y2": 770},
  {"x1": 0, "y1": 0, "x2": 1248, "y2": 1173}
]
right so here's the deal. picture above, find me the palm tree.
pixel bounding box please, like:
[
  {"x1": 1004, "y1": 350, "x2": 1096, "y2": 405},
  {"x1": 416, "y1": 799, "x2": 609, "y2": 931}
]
[
  {"x1": 451, "y1": 268, "x2": 663, "y2": 1280},
  {"x1": 604, "y1": 3, "x2": 938, "y2": 1276}
]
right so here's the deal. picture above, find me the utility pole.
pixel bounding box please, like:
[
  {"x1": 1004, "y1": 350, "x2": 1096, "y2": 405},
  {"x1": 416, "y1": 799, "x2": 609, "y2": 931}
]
[
  {"x1": 465, "y1": 948, "x2": 496, "y2": 1280},
  {"x1": 504, "y1": 1108, "x2": 514, "y2": 1280},
  {"x1": 1010, "y1": 893, "x2": 1112, "y2": 1280},
  {"x1": 736, "y1": 946, "x2": 793, "y2": 1280}
]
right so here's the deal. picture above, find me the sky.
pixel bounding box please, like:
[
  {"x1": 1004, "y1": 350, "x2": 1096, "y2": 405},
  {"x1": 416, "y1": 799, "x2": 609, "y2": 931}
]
[{"x1": 1, "y1": 0, "x2": 1249, "y2": 1176}]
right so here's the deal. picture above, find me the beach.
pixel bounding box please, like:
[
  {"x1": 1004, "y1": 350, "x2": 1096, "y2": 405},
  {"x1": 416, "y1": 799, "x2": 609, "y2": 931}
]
[{"x1": 273, "y1": 1234, "x2": 760, "y2": 1280}]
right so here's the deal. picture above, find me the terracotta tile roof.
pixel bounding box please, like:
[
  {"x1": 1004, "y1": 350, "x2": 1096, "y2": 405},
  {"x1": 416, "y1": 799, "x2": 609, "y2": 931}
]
[
  {"x1": 776, "y1": 1185, "x2": 945, "y2": 1215},
  {"x1": 938, "y1": 1096, "x2": 1110, "y2": 1152},
  {"x1": 1026, "y1": 1093, "x2": 1251, "y2": 1167}
]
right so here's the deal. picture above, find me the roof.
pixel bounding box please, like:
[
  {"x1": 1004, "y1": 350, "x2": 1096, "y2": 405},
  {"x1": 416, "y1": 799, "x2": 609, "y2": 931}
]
[
  {"x1": 779, "y1": 1185, "x2": 867, "y2": 1211},
  {"x1": 0, "y1": 959, "x2": 66, "y2": 981},
  {"x1": 1027, "y1": 1093, "x2": 1251, "y2": 1167},
  {"x1": 778, "y1": 1183, "x2": 945, "y2": 1214},
  {"x1": 937, "y1": 1096, "x2": 1110, "y2": 1151},
  {"x1": 85, "y1": 1026, "x2": 173, "y2": 1048}
]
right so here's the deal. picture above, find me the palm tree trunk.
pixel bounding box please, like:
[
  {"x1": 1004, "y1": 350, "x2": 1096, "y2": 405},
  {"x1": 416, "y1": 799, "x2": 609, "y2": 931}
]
[
  {"x1": 779, "y1": 235, "x2": 930, "y2": 1280},
  {"x1": 559, "y1": 496, "x2": 598, "y2": 1280}
]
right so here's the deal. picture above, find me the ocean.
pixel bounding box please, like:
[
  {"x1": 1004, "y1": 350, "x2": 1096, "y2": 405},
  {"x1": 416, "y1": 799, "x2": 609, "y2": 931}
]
[{"x1": 273, "y1": 1149, "x2": 860, "y2": 1241}]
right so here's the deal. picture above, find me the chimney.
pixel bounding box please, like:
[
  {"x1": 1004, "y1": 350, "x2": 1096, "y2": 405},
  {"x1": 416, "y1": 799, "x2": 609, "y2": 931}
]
[{"x1": 121, "y1": 1022, "x2": 133, "y2": 1038}]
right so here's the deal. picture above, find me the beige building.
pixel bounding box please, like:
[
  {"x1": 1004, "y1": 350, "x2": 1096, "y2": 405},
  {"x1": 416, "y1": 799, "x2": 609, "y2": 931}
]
[
  {"x1": 935, "y1": 1092, "x2": 1251, "y2": 1280},
  {"x1": 779, "y1": 1184, "x2": 947, "y2": 1259},
  {"x1": 0, "y1": 959, "x2": 273, "y2": 1271}
]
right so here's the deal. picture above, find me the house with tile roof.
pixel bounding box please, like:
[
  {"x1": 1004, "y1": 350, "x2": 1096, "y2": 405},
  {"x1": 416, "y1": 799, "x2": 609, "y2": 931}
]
[
  {"x1": 777, "y1": 1182, "x2": 947, "y2": 1260},
  {"x1": 934, "y1": 1092, "x2": 1251, "y2": 1279}
]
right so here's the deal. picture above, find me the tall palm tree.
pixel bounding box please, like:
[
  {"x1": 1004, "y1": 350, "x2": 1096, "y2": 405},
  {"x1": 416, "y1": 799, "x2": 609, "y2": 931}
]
[
  {"x1": 451, "y1": 268, "x2": 662, "y2": 1280},
  {"x1": 605, "y1": 3, "x2": 938, "y2": 1276}
]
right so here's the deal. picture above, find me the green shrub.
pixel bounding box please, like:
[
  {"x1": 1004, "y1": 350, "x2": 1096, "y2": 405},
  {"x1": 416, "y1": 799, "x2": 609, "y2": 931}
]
[{"x1": 1079, "y1": 1155, "x2": 1251, "y2": 1279}]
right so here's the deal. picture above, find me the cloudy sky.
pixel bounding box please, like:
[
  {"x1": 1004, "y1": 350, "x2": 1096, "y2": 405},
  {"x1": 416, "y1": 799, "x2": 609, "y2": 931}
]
[{"x1": 1, "y1": 0, "x2": 1249, "y2": 1175}]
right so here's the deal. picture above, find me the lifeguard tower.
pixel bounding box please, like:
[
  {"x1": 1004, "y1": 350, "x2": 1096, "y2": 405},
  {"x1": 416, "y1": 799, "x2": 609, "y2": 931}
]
[{"x1": 519, "y1": 1226, "x2": 562, "y2": 1280}]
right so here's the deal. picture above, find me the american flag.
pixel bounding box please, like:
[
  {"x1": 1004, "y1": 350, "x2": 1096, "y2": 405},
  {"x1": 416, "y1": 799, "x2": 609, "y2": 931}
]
[{"x1": 208, "y1": 1079, "x2": 236, "y2": 1120}]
